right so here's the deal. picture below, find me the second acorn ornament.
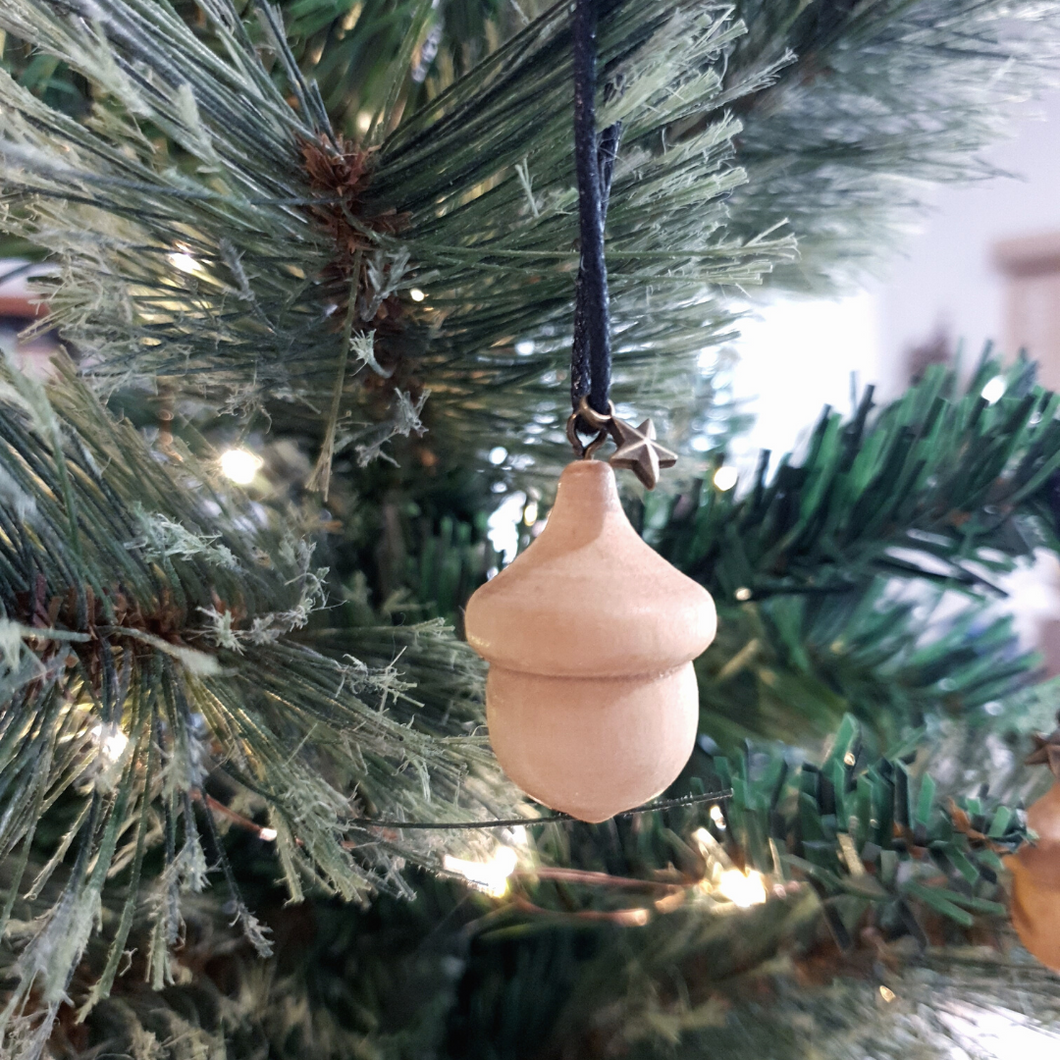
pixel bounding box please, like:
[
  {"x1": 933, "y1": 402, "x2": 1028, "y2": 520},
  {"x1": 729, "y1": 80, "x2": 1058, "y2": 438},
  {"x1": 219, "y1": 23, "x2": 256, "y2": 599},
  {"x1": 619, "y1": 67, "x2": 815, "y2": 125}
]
[{"x1": 1006, "y1": 717, "x2": 1060, "y2": 970}]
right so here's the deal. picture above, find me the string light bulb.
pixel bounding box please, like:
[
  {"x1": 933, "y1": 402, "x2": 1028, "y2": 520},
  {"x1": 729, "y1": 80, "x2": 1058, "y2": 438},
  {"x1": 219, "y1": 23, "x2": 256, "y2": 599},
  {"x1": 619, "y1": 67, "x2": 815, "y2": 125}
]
[
  {"x1": 713, "y1": 465, "x2": 738, "y2": 491},
  {"x1": 981, "y1": 376, "x2": 1006, "y2": 405},
  {"x1": 409, "y1": 287, "x2": 426, "y2": 302},
  {"x1": 91, "y1": 722, "x2": 129, "y2": 764},
  {"x1": 443, "y1": 845, "x2": 518, "y2": 897},
  {"x1": 715, "y1": 867, "x2": 768, "y2": 908},
  {"x1": 220, "y1": 448, "x2": 263, "y2": 485},
  {"x1": 168, "y1": 250, "x2": 199, "y2": 274}
]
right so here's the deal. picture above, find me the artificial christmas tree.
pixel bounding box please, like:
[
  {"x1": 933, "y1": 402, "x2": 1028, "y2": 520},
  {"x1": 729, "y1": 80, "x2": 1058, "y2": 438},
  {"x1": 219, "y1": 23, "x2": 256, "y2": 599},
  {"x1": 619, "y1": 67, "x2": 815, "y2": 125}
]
[{"x1": 3, "y1": 0, "x2": 1060, "y2": 1056}]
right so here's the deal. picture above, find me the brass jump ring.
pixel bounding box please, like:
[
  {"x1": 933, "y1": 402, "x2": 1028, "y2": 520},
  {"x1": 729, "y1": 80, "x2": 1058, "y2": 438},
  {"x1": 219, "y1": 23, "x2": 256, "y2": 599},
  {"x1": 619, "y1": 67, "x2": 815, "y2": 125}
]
[
  {"x1": 566, "y1": 410, "x2": 610, "y2": 460},
  {"x1": 574, "y1": 396, "x2": 614, "y2": 432}
]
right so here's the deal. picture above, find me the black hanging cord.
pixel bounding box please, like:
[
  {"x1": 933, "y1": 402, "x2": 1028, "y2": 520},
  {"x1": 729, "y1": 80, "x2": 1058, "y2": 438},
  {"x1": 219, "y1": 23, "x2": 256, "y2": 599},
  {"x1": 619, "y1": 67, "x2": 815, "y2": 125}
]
[
  {"x1": 570, "y1": 0, "x2": 620, "y2": 423},
  {"x1": 571, "y1": 121, "x2": 621, "y2": 424}
]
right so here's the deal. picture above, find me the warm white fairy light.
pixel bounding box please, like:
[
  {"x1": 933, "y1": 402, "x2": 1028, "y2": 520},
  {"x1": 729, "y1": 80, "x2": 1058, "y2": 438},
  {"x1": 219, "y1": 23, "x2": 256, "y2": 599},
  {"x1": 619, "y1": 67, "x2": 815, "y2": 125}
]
[
  {"x1": 168, "y1": 251, "x2": 199, "y2": 274},
  {"x1": 523, "y1": 500, "x2": 539, "y2": 526},
  {"x1": 879, "y1": 985, "x2": 896, "y2": 1003},
  {"x1": 715, "y1": 867, "x2": 768, "y2": 908},
  {"x1": 981, "y1": 376, "x2": 1006, "y2": 405},
  {"x1": 220, "y1": 447, "x2": 263, "y2": 485},
  {"x1": 713, "y1": 465, "x2": 738, "y2": 491},
  {"x1": 443, "y1": 845, "x2": 518, "y2": 897},
  {"x1": 691, "y1": 827, "x2": 770, "y2": 908},
  {"x1": 409, "y1": 287, "x2": 426, "y2": 302},
  {"x1": 91, "y1": 722, "x2": 129, "y2": 764},
  {"x1": 505, "y1": 825, "x2": 529, "y2": 848},
  {"x1": 259, "y1": 827, "x2": 278, "y2": 842}
]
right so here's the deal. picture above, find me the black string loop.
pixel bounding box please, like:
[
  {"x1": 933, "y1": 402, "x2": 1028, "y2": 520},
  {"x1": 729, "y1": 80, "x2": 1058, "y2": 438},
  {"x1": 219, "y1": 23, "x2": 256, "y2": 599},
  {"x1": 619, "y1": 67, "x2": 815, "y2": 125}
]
[{"x1": 570, "y1": 0, "x2": 621, "y2": 431}]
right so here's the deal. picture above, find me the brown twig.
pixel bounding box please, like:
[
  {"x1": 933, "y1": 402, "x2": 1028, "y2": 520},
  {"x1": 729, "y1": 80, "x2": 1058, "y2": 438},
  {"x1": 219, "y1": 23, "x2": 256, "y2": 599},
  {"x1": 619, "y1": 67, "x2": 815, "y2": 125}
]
[
  {"x1": 509, "y1": 894, "x2": 651, "y2": 926},
  {"x1": 518, "y1": 866, "x2": 686, "y2": 892}
]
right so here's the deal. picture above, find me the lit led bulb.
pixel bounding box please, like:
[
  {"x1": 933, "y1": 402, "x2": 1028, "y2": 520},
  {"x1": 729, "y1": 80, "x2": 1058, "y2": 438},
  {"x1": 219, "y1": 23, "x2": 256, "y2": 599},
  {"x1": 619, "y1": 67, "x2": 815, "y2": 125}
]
[
  {"x1": 713, "y1": 465, "x2": 738, "y2": 491},
  {"x1": 91, "y1": 722, "x2": 129, "y2": 765},
  {"x1": 716, "y1": 867, "x2": 768, "y2": 908},
  {"x1": 220, "y1": 448, "x2": 263, "y2": 485},
  {"x1": 443, "y1": 845, "x2": 518, "y2": 897},
  {"x1": 980, "y1": 376, "x2": 1006, "y2": 405},
  {"x1": 168, "y1": 251, "x2": 199, "y2": 274}
]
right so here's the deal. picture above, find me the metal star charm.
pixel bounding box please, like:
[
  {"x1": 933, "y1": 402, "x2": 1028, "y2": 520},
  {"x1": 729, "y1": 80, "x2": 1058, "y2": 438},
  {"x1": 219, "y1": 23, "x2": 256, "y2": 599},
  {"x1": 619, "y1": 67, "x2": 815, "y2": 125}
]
[{"x1": 608, "y1": 415, "x2": 677, "y2": 489}]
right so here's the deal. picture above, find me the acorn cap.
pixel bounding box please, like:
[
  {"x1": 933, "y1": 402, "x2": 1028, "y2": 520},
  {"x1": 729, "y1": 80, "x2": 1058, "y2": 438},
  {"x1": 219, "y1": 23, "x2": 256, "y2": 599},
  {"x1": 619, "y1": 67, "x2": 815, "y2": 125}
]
[{"x1": 465, "y1": 460, "x2": 716, "y2": 677}]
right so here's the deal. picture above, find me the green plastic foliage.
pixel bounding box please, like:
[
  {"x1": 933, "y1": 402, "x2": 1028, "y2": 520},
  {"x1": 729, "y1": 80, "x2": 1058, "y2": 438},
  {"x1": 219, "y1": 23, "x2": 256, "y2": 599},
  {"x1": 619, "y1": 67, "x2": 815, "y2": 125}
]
[
  {"x1": 695, "y1": 580, "x2": 1038, "y2": 748},
  {"x1": 0, "y1": 358, "x2": 517, "y2": 1052},
  {"x1": 662, "y1": 358, "x2": 1060, "y2": 597},
  {"x1": 282, "y1": 0, "x2": 516, "y2": 133},
  {"x1": 650, "y1": 357, "x2": 1060, "y2": 744},
  {"x1": 3, "y1": 0, "x2": 1060, "y2": 475},
  {"x1": 714, "y1": 716, "x2": 1024, "y2": 946},
  {"x1": 0, "y1": 0, "x2": 340, "y2": 399},
  {"x1": 0, "y1": 0, "x2": 789, "y2": 474}
]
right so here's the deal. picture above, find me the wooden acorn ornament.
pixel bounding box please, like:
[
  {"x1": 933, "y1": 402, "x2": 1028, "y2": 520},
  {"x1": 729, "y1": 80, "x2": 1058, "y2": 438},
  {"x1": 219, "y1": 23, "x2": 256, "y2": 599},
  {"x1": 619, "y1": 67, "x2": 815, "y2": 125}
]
[
  {"x1": 464, "y1": 457, "x2": 717, "y2": 823},
  {"x1": 1007, "y1": 719, "x2": 1060, "y2": 970},
  {"x1": 469, "y1": 0, "x2": 720, "y2": 822}
]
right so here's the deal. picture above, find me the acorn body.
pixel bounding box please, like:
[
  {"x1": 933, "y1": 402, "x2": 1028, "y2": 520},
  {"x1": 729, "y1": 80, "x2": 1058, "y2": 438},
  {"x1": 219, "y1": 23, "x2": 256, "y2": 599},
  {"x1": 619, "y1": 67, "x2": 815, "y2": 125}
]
[
  {"x1": 1008, "y1": 781, "x2": 1060, "y2": 970},
  {"x1": 465, "y1": 459, "x2": 717, "y2": 822}
]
